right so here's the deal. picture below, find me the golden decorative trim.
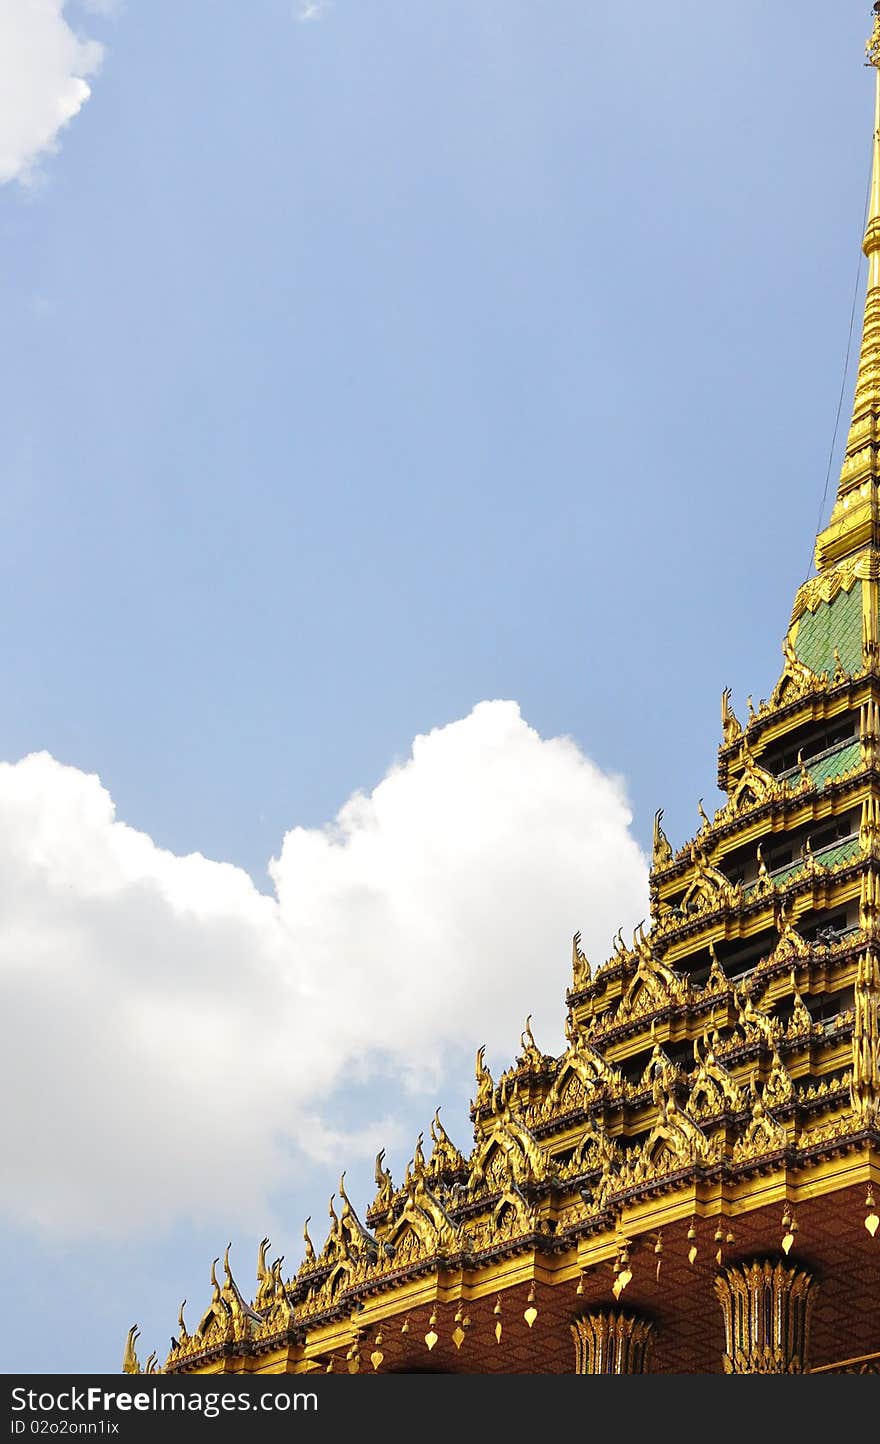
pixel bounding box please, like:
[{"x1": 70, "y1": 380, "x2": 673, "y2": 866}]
[
  {"x1": 571, "y1": 1310, "x2": 655, "y2": 1375},
  {"x1": 714, "y1": 1260, "x2": 818, "y2": 1375}
]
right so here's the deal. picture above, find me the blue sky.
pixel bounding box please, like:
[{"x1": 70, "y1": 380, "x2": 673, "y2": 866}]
[{"x1": 0, "y1": 0, "x2": 874, "y2": 1373}]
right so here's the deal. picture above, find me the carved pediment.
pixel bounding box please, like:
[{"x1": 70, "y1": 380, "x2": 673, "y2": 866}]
[
  {"x1": 619, "y1": 932, "x2": 689, "y2": 1018},
  {"x1": 385, "y1": 1171, "x2": 458, "y2": 1259},
  {"x1": 545, "y1": 1031, "x2": 620, "y2": 1118},
  {"x1": 689, "y1": 1035, "x2": 744, "y2": 1118},
  {"x1": 733, "y1": 1086, "x2": 786, "y2": 1160},
  {"x1": 717, "y1": 742, "x2": 783, "y2": 824},
  {"x1": 639, "y1": 1089, "x2": 713, "y2": 1177},
  {"x1": 681, "y1": 847, "x2": 739, "y2": 915},
  {"x1": 470, "y1": 1080, "x2": 551, "y2": 1194}
]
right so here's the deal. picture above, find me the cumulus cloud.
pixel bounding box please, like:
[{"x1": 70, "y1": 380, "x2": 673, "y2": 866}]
[
  {"x1": 0, "y1": 0, "x2": 104, "y2": 187},
  {"x1": 0, "y1": 701, "x2": 648, "y2": 1239}
]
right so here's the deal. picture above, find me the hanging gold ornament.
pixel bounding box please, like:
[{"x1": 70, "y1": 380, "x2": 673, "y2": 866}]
[
  {"x1": 346, "y1": 1342, "x2": 360, "y2": 1375},
  {"x1": 493, "y1": 1295, "x2": 503, "y2": 1344},
  {"x1": 866, "y1": 1188, "x2": 879, "y2": 1238},
  {"x1": 424, "y1": 1309, "x2": 439, "y2": 1352},
  {"x1": 524, "y1": 1282, "x2": 538, "y2": 1328},
  {"x1": 654, "y1": 1231, "x2": 663, "y2": 1282},
  {"x1": 687, "y1": 1221, "x2": 698, "y2": 1266},
  {"x1": 370, "y1": 1332, "x2": 384, "y2": 1371},
  {"x1": 575, "y1": 1270, "x2": 585, "y2": 1295},
  {"x1": 725, "y1": 1229, "x2": 735, "y2": 1246},
  {"x1": 714, "y1": 1226, "x2": 725, "y2": 1266},
  {"x1": 400, "y1": 1315, "x2": 410, "y2": 1335},
  {"x1": 781, "y1": 1204, "x2": 798, "y2": 1255},
  {"x1": 452, "y1": 1305, "x2": 465, "y2": 1350},
  {"x1": 611, "y1": 1242, "x2": 632, "y2": 1300}
]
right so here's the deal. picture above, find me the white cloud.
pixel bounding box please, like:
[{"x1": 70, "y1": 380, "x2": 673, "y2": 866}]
[
  {"x1": 0, "y1": 701, "x2": 649, "y2": 1239},
  {"x1": 295, "y1": 0, "x2": 331, "y2": 21},
  {"x1": 0, "y1": 0, "x2": 104, "y2": 187}
]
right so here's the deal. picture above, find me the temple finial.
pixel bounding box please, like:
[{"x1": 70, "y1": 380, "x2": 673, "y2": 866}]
[
  {"x1": 814, "y1": 8, "x2": 880, "y2": 570},
  {"x1": 867, "y1": 3, "x2": 880, "y2": 69}
]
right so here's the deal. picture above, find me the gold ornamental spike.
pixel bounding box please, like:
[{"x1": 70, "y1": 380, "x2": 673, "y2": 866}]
[{"x1": 815, "y1": 7, "x2": 880, "y2": 570}]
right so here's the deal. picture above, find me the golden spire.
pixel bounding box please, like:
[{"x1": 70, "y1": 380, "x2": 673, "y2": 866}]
[{"x1": 815, "y1": 5, "x2": 880, "y2": 570}]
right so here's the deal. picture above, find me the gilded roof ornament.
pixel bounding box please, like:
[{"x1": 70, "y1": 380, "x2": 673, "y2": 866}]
[
  {"x1": 868, "y1": 4, "x2": 880, "y2": 69},
  {"x1": 371, "y1": 1148, "x2": 394, "y2": 1214},
  {"x1": 652, "y1": 808, "x2": 674, "y2": 870},
  {"x1": 122, "y1": 1325, "x2": 141, "y2": 1375},
  {"x1": 571, "y1": 929, "x2": 591, "y2": 988},
  {"x1": 721, "y1": 687, "x2": 742, "y2": 747},
  {"x1": 428, "y1": 1107, "x2": 467, "y2": 1176},
  {"x1": 302, "y1": 1216, "x2": 317, "y2": 1266},
  {"x1": 472, "y1": 1043, "x2": 495, "y2": 1112},
  {"x1": 518, "y1": 1014, "x2": 547, "y2": 1069}
]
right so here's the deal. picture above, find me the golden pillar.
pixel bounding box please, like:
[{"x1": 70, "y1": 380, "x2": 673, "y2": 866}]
[
  {"x1": 570, "y1": 1310, "x2": 654, "y2": 1374},
  {"x1": 714, "y1": 1259, "x2": 818, "y2": 1374}
]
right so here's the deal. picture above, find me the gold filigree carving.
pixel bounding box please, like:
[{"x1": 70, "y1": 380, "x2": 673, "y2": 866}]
[
  {"x1": 617, "y1": 923, "x2": 689, "y2": 1019},
  {"x1": 571, "y1": 1310, "x2": 655, "y2": 1374},
  {"x1": 852, "y1": 946, "x2": 880, "y2": 1126},
  {"x1": 732, "y1": 1084, "x2": 786, "y2": 1160},
  {"x1": 689, "y1": 1032, "x2": 744, "y2": 1118},
  {"x1": 789, "y1": 557, "x2": 859, "y2": 627},
  {"x1": 681, "y1": 845, "x2": 740, "y2": 915},
  {"x1": 427, "y1": 1108, "x2": 467, "y2": 1178},
  {"x1": 469, "y1": 1079, "x2": 550, "y2": 1196},
  {"x1": 715, "y1": 1260, "x2": 818, "y2": 1374}
]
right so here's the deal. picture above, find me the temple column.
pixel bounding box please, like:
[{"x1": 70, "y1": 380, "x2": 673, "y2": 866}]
[
  {"x1": 570, "y1": 1310, "x2": 654, "y2": 1374},
  {"x1": 714, "y1": 1259, "x2": 818, "y2": 1374}
]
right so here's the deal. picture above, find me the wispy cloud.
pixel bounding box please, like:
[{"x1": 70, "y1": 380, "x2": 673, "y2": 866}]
[{"x1": 295, "y1": 0, "x2": 332, "y2": 21}]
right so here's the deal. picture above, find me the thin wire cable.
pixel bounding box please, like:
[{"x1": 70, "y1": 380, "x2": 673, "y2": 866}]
[{"x1": 805, "y1": 164, "x2": 872, "y2": 585}]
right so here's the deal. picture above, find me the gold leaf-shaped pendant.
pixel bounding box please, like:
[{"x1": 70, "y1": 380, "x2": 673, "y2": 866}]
[
  {"x1": 452, "y1": 1326, "x2": 465, "y2": 1350},
  {"x1": 495, "y1": 1321, "x2": 503, "y2": 1344},
  {"x1": 523, "y1": 1306, "x2": 538, "y2": 1328},
  {"x1": 370, "y1": 1350, "x2": 384, "y2": 1371},
  {"x1": 425, "y1": 1329, "x2": 439, "y2": 1351}
]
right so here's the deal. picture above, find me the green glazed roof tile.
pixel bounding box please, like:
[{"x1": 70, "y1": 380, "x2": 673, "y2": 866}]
[
  {"x1": 794, "y1": 583, "x2": 862, "y2": 677},
  {"x1": 806, "y1": 738, "x2": 862, "y2": 787}
]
